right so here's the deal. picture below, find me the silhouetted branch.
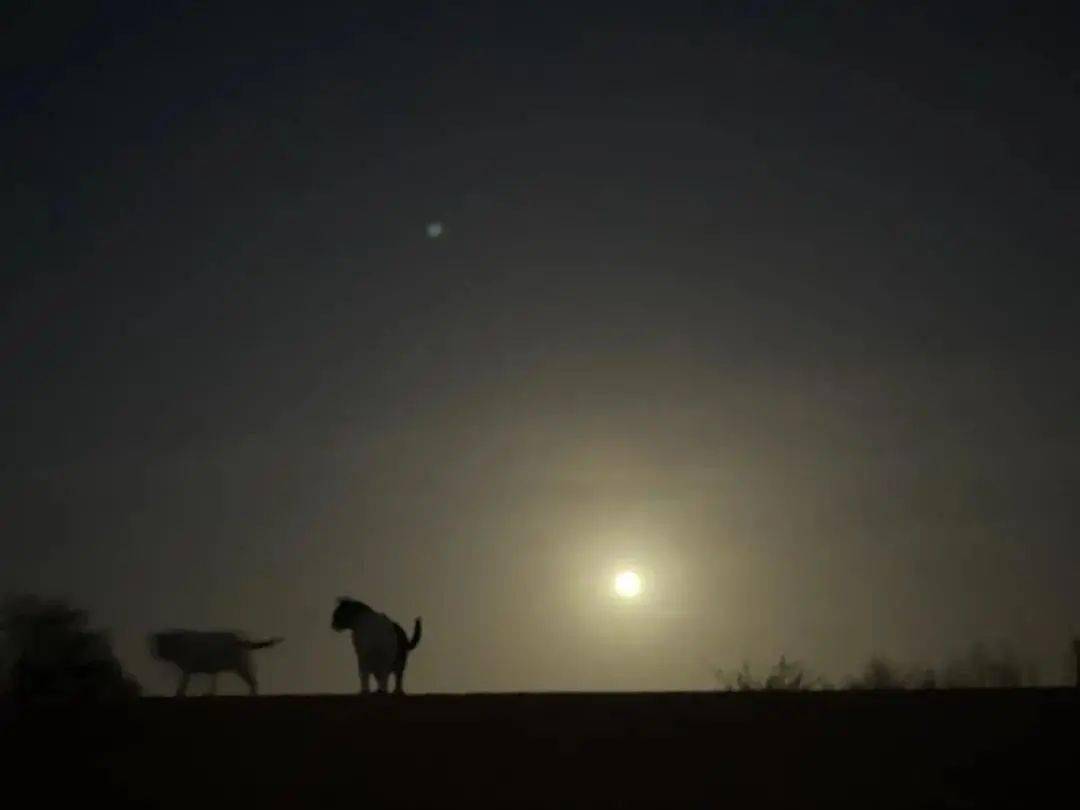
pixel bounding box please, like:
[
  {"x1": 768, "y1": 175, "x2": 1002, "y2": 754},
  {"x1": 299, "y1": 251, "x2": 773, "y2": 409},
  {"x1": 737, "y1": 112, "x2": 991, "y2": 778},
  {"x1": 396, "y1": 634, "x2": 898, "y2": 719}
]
[{"x1": 1, "y1": 594, "x2": 139, "y2": 701}]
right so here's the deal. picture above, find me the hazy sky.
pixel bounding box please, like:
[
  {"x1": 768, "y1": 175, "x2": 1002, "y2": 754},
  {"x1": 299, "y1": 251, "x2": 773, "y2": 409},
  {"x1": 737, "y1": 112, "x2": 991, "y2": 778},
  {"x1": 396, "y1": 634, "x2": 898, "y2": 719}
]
[{"x1": 3, "y1": 2, "x2": 1078, "y2": 693}]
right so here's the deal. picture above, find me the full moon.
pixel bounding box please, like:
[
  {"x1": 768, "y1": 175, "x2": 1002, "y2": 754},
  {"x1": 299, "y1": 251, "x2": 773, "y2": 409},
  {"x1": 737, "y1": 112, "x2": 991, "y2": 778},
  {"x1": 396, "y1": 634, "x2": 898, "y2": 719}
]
[
  {"x1": 426, "y1": 221, "x2": 444, "y2": 238},
  {"x1": 613, "y1": 569, "x2": 643, "y2": 599}
]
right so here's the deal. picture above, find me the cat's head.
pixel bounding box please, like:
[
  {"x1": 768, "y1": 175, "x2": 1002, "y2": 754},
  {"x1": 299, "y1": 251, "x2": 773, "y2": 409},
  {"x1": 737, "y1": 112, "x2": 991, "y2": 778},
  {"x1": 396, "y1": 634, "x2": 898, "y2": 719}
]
[{"x1": 331, "y1": 597, "x2": 372, "y2": 631}]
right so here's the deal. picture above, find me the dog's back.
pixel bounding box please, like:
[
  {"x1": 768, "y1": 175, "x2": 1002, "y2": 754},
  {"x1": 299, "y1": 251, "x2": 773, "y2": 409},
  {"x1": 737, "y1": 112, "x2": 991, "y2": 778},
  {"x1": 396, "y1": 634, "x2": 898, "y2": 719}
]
[{"x1": 151, "y1": 630, "x2": 247, "y2": 674}]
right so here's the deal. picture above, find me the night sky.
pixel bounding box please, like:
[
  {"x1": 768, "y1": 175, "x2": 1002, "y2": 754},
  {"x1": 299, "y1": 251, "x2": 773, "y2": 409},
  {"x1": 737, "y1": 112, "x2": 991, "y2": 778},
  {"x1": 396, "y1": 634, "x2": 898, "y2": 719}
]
[{"x1": 3, "y1": 2, "x2": 1078, "y2": 694}]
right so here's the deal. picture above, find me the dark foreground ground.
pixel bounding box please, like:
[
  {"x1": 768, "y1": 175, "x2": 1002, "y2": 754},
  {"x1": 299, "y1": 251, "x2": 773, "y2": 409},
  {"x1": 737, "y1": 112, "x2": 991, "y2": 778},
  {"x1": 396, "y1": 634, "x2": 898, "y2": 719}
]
[{"x1": 4, "y1": 689, "x2": 1077, "y2": 808}]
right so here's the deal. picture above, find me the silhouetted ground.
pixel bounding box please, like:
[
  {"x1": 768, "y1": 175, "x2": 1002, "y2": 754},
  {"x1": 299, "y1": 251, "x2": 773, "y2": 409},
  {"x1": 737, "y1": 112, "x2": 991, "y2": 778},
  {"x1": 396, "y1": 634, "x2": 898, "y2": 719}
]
[{"x1": 4, "y1": 689, "x2": 1076, "y2": 807}]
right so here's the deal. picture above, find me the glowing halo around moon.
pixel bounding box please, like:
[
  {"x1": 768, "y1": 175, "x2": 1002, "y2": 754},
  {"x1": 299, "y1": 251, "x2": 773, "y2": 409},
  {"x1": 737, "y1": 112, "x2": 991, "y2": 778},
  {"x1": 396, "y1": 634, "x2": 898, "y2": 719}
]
[{"x1": 613, "y1": 569, "x2": 643, "y2": 599}]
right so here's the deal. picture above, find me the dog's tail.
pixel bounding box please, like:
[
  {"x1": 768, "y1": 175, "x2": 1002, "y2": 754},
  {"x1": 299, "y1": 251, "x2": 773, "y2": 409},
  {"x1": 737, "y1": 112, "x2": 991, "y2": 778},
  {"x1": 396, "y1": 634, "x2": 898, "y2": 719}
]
[
  {"x1": 243, "y1": 637, "x2": 283, "y2": 650},
  {"x1": 407, "y1": 618, "x2": 422, "y2": 650}
]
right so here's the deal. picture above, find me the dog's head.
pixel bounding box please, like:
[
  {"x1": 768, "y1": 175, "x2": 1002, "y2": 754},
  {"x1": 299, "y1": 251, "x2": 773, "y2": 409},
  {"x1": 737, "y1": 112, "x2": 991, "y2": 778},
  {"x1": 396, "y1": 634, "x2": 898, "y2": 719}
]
[{"x1": 148, "y1": 631, "x2": 183, "y2": 662}]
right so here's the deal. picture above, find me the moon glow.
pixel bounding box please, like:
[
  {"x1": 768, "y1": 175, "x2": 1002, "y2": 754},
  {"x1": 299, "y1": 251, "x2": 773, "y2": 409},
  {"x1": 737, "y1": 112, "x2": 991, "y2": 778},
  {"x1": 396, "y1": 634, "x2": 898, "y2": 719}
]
[{"x1": 613, "y1": 569, "x2": 643, "y2": 599}]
